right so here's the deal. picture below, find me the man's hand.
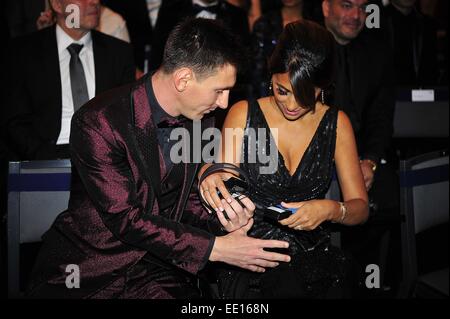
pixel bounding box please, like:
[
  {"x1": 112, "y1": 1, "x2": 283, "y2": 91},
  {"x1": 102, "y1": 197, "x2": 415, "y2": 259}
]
[
  {"x1": 210, "y1": 219, "x2": 291, "y2": 272},
  {"x1": 216, "y1": 195, "x2": 255, "y2": 232},
  {"x1": 200, "y1": 171, "x2": 255, "y2": 232}
]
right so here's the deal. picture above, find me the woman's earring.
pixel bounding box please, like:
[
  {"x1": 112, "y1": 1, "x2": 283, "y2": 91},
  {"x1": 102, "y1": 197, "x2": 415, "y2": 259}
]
[
  {"x1": 269, "y1": 81, "x2": 273, "y2": 93},
  {"x1": 321, "y1": 89, "x2": 325, "y2": 104}
]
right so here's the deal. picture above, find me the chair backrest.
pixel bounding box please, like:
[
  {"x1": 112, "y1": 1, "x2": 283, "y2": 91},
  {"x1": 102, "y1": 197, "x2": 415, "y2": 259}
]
[
  {"x1": 398, "y1": 150, "x2": 449, "y2": 297},
  {"x1": 7, "y1": 160, "x2": 72, "y2": 298},
  {"x1": 393, "y1": 88, "x2": 449, "y2": 138}
]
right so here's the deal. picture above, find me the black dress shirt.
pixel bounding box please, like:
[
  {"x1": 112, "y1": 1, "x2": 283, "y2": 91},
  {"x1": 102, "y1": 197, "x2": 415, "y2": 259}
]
[{"x1": 145, "y1": 76, "x2": 186, "y2": 174}]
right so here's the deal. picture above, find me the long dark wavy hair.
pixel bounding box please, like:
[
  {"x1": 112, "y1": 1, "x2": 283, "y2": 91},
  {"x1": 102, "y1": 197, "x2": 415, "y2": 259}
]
[{"x1": 268, "y1": 19, "x2": 335, "y2": 111}]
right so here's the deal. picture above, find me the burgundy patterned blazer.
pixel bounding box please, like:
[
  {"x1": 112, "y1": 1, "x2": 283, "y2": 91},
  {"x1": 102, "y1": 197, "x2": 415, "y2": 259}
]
[{"x1": 27, "y1": 76, "x2": 219, "y2": 298}]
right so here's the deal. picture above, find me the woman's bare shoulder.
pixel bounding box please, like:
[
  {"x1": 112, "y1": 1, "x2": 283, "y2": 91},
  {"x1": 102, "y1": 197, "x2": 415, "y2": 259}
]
[
  {"x1": 223, "y1": 100, "x2": 249, "y2": 129},
  {"x1": 336, "y1": 109, "x2": 353, "y2": 131}
]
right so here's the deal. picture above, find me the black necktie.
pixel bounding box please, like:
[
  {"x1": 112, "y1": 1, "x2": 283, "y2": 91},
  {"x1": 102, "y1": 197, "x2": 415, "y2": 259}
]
[
  {"x1": 192, "y1": 3, "x2": 219, "y2": 16},
  {"x1": 67, "y1": 43, "x2": 89, "y2": 112}
]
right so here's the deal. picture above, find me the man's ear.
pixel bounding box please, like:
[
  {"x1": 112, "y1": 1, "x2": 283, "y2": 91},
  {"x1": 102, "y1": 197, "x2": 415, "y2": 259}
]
[
  {"x1": 173, "y1": 68, "x2": 193, "y2": 92},
  {"x1": 322, "y1": 0, "x2": 330, "y2": 18}
]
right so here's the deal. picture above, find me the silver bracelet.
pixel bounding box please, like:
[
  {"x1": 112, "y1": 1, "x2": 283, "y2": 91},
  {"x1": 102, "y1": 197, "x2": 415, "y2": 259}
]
[{"x1": 338, "y1": 201, "x2": 347, "y2": 223}]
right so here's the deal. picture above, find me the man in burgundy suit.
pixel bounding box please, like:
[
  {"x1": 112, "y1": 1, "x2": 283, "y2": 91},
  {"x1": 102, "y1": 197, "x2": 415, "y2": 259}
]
[{"x1": 27, "y1": 18, "x2": 291, "y2": 299}]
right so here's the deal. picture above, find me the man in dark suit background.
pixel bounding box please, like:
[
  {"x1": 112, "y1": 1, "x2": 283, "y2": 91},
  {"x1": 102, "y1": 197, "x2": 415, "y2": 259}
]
[
  {"x1": 5, "y1": 0, "x2": 135, "y2": 161},
  {"x1": 5, "y1": 0, "x2": 47, "y2": 38},
  {"x1": 102, "y1": 0, "x2": 156, "y2": 73},
  {"x1": 321, "y1": 0, "x2": 398, "y2": 294},
  {"x1": 150, "y1": 0, "x2": 250, "y2": 71},
  {"x1": 149, "y1": 0, "x2": 251, "y2": 128},
  {"x1": 323, "y1": 0, "x2": 395, "y2": 176},
  {"x1": 26, "y1": 18, "x2": 291, "y2": 299},
  {"x1": 382, "y1": 0, "x2": 439, "y2": 86}
]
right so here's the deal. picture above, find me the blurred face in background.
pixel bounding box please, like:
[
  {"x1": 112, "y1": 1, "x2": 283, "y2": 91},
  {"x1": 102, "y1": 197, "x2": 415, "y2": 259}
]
[
  {"x1": 51, "y1": 0, "x2": 100, "y2": 32},
  {"x1": 282, "y1": 0, "x2": 303, "y2": 7},
  {"x1": 390, "y1": 0, "x2": 417, "y2": 10},
  {"x1": 230, "y1": 0, "x2": 248, "y2": 8},
  {"x1": 322, "y1": 0, "x2": 368, "y2": 44}
]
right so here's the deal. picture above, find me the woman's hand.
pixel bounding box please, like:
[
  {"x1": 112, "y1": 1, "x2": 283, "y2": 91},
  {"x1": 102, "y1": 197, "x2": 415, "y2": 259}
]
[
  {"x1": 279, "y1": 200, "x2": 337, "y2": 231},
  {"x1": 200, "y1": 172, "x2": 256, "y2": 232},
  {"x1": 360, "y1": 160, "x2": 375, "y2": 190},
  {"x1": 36, "y1": 10, "x2": 55, "y2": 30}
]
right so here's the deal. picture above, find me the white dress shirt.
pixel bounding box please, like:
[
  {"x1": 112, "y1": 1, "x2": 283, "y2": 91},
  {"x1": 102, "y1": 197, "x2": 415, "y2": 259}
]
[
  {"x1": 146, "y1": 0, "x2": 162, "y2": 28},
  {"x1": 192, "y1": 0, "x2": 218, "y2": 20},
  {"x1": 55, "y1": 24, "x2": 96, "y2": 145}
]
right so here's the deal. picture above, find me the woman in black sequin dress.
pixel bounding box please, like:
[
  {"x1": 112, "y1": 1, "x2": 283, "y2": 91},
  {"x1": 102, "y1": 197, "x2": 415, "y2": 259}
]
[{"x1": 200, "y1": 20, "x2": 368, "y2": 298}]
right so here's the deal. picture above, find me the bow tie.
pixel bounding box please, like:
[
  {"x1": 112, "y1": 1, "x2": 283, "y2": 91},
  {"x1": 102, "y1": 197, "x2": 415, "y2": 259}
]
[
  {"x1": 192, "y1": 3, "x2": 219, "y2": 15},
  {"x1": 157, "y1": 116, "x2": 187, "y2": 128}
]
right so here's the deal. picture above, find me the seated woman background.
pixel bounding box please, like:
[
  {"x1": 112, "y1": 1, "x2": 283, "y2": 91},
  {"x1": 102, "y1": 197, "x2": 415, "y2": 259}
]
[
  {"x1": 250, "y1": 0, "x2": 323, "y2": 99},
  {"x1": 200, "y1": 20, "x2": 369, "y2": 298}
]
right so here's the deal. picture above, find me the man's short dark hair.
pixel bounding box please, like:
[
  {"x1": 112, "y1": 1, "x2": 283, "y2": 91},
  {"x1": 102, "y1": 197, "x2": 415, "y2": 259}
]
[
  {"x1": 269, "y1": 20, "x2": 335, "y2": 111},
  {"x1": 161, "y1": 18, "x2": 243, "y2": 79}
]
